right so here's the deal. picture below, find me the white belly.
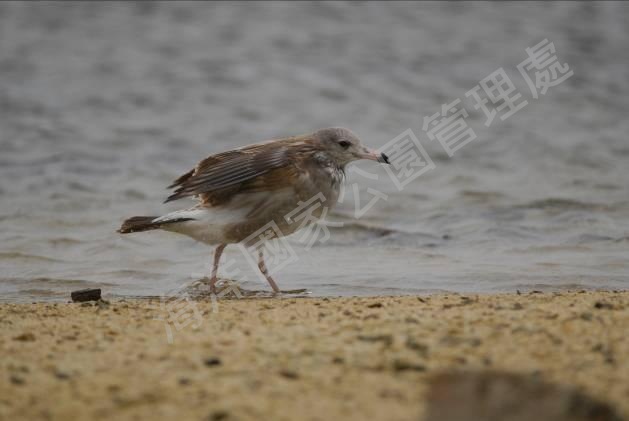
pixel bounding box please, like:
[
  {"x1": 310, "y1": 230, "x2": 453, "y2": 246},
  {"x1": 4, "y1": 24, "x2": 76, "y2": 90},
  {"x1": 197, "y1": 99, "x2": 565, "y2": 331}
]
[
  {"x1": 156, "y1": 207, "x2": 246, "y2": 245},
  {"x1": 153, "y1": 189, "x2": 301, "y2": 245}
]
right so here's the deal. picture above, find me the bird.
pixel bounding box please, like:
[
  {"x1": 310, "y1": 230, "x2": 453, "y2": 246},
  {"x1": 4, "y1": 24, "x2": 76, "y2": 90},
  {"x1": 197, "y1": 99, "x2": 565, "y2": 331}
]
[{"x1": 118, "y1": 127, "x2": 390, "y2": 293}]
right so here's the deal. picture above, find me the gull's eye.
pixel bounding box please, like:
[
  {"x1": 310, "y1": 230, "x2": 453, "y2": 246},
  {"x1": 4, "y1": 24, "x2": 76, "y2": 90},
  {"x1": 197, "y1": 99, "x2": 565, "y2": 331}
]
[{"x1": 338, "y1": 140, "x2": 351, "y2": 149}]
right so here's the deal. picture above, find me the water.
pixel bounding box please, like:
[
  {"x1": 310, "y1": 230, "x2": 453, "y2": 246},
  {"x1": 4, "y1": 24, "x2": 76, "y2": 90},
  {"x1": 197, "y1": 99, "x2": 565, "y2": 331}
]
[{"x1": 1, "y1": 2, "x2": 628, "y2": 302}]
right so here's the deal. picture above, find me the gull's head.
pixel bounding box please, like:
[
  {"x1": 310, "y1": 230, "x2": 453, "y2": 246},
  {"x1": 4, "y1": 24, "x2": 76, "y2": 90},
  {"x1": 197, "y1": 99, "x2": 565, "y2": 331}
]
[{"x1": 313, "y1": 127, "x2": 390, "y2": 168}]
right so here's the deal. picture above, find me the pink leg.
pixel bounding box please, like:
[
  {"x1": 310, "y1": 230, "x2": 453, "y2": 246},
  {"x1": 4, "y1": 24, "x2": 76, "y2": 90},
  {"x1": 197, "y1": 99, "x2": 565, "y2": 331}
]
[
  {"x1": 257, "y1": 249, "x2": 280, "y2": 293},
  {"x1": 209, "y1": 244, "x2": 227, "y2": 293}
]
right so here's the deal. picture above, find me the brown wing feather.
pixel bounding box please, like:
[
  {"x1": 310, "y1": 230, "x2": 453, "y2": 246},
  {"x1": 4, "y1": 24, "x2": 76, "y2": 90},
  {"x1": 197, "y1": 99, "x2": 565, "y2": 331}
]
[
  {"x1": 200, "y1": 165, "x2": 305, "y2": 209},
  {"x1": 165, "y1": 136, "x2": 315, "y2": 204}
]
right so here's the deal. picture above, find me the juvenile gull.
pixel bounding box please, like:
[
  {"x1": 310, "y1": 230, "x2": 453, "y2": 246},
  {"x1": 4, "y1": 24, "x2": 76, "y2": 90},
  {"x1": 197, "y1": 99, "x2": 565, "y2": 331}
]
[{"x1": 118, "y1": 127, "x2": 390, "y2": 292}]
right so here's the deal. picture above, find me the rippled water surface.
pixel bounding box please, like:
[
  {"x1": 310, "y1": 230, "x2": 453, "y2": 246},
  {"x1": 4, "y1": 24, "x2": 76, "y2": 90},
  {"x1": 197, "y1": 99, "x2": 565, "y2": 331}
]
[{"x1": 1, "y1": 2, "x2": 628, "y2": 301}]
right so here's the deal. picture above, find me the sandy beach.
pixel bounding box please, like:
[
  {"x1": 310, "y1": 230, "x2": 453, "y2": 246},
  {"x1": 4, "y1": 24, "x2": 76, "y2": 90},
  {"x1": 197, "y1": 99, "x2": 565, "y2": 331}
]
[{"x1": 1, "y1": 291, "x2": 627, "y2": 420}]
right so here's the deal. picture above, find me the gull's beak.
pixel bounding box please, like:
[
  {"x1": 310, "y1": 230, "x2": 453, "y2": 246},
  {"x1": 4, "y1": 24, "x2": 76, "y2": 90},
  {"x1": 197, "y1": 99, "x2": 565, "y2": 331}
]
[{"x1": 358, "y1": 147, "x2": 390, "y2": 164}]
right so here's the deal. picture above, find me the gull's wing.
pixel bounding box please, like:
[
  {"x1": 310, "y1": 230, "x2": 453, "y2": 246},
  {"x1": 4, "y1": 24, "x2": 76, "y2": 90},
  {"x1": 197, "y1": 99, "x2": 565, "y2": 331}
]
[{"x1": 165, "y1": 136, "x2": 314, "y2": 205}]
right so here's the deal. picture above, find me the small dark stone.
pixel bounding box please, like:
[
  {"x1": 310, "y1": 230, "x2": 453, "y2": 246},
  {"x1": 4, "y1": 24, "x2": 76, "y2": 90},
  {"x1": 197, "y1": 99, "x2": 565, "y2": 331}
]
[
  {"x1": 393, "y1": 360, "x2": 426, "y2": 372},
  {"x1": 55, "y1": 371, "x2": 70, "y2": 380},
  {"x1": 178, "y1": 377, "x2": 191, "y2": 385},
  {"x1": 204, "y1": 357, "x2": 222, "y2": 367},
  {"x1": 13, "y1": 333, "x2": 35, "y2": 342},
  {"x1": 512, "y1": 303, "x2": 524, "y2": 310},
  {"x1": 10, "y1": 375, "x2": 25, "y2": 385},
  {"x1": 405, "y1": 338, "x2": 429, "y2": 357},
  {"x1": 367, "y1": 302, "x2": 383, "y2": 308},
  {"x1": 107, "y1": 384, "x2": 121, "y2": 393},
  {"x1": 71, "y1": 288, "x2": 101, "y2": 303},
  {"x1": 207, "y1": 410, "x2": 229, "y2": 421},
  {"x1": 440, "y1": 336, "x2": 481, "y2": 347},
  {"x1": 594, "y1": 301, "x2": 614, "y2": 310},
  {"x1": 279, "y1": 369, "x2": 299, "y2": 379},
  {"x1": 357, "y1": 334, "x2": 393, "y2": 346},
  {"x1": 592, "y1": 344, "x2": 616, "y2": 366}
]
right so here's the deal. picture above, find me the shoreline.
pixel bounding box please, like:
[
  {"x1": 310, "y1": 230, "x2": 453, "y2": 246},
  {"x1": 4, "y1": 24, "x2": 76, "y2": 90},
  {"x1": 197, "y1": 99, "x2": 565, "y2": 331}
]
[{"x1": 1, "y1": 291, "x2": 628, "y2": 420}]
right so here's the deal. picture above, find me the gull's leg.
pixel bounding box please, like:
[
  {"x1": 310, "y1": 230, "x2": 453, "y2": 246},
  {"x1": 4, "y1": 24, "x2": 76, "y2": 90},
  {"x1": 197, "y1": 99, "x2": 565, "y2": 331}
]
[
  {"x1": 209, "y1": 244, "x2": 227, "y2": 293},
  {"x1": 257, "y1": 249, "x2": 280, "y2": 293}
]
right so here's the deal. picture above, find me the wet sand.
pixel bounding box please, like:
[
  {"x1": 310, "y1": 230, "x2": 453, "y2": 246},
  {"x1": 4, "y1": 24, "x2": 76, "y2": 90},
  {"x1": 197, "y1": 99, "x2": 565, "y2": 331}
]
[{"x1": 1, "y1": 291, "x2": 628, "y2": 420}]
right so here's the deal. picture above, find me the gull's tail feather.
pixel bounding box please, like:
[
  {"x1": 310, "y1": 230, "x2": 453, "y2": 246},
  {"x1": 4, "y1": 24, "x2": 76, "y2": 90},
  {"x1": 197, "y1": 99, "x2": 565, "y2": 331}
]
[{"x1": 117, "y1": 216, "x2": 193, "y2": 234}]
